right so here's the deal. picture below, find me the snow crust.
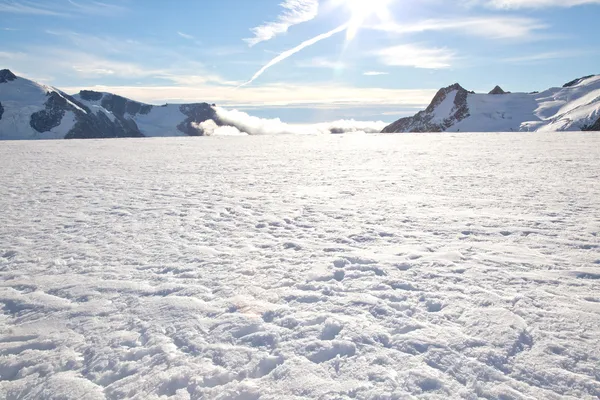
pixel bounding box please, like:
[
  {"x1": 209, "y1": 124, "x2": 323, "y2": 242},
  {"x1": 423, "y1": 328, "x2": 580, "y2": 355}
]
[{"x1": 1, "y1": 132, "x2": 599, "y2": 399}]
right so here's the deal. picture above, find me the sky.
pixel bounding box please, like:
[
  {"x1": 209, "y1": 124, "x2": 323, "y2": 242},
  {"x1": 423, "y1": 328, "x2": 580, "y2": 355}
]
[{"x1": 0, "y1": 0, "x2": 599, "y2": 123}]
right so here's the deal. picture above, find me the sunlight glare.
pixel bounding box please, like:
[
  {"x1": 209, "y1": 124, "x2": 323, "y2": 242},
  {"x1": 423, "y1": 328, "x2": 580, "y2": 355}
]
[{"x1": 343, "y1": 0, "x2": 394, "y2": 41}]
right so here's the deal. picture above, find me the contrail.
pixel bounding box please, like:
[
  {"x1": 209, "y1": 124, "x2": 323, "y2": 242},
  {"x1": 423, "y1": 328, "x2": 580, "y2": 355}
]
[{"x1": 238, "y1": 22, "x2": 350, "y2": 88}]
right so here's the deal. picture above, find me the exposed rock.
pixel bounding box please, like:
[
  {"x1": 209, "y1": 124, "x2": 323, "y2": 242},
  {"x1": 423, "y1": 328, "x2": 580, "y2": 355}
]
[
  {"x1": 582, "y1": 117, "x2": 600, "y2": 131},
  {"x1": 0, "y1": 69, "x2": 17, "y2": 83},
  {"x1": 0, "y1": 101, "x2": 4, "y2": 121},
  {"x1": 79, "y1": 90, "x2": 103, "y2": 102},
  {"x1": 30, "y1": 92, "x2": 67, "y2": 133},
  {"x1": 382, "y1": 83, "x2": 470, "y2": 133},
  {"x1": 65, "y1": 110, "x2": 144, "y2": 139},
  {"x1": 563, "y1": 75, "x2": 594, "y2": 88},
  {"x1": 489, "y1": 86, "x2": 506, "y2": 95},
  {"x1": 177, "y1": 103, "x2": 220, "y2": 136}
]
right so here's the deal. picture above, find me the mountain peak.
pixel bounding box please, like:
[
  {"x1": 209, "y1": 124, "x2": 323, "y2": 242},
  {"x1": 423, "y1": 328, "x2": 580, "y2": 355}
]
[
  {"x1": 489, "y1": 85, "x2": 506, "y2": 95},
  {"x1": 0, "y1": 69, "x2": 18, "y2": 83},
  {"x1": 563, "y1": 75, "x2": 596, "y2": 88}
]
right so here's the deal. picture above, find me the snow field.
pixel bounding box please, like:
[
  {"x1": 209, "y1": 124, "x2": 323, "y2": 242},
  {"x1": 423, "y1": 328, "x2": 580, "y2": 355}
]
[{"x1": 0, "y1": 132, "x2": 599, "y2": 399}]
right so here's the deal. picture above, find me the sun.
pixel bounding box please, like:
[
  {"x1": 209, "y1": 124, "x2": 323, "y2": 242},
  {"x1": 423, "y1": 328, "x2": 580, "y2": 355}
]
[{"x1": 340, "y1": 0, "x2": 395, "y2": 41}]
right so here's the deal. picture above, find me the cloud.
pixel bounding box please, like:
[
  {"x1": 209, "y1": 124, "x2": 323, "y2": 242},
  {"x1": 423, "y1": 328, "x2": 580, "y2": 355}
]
[
  {"x1": 193, "y1": 119, "x2": 247, "y2": 136},
  {"x1": 296, "y1": 57, "x2": 346, "y2": 69},
  {"x1": 244, "y1": 0, "x2": 319, "y2": 47},
  {"x1": 374, "y1": 44, "x2": 455, "y2": 69},
  {"x1": 502, "y1": 50, "x2": 594, "y2": 63},
  {"x1": 240, "y1": 23, "x2": 349, "y2": 86},
  {"x1": 66, "y1": 0, "x2": 126, "y2": 16},
  {"x1": 0, "y1": 0, "x2": 126, "y2": 17},
  {"x1": 0, "y1": 1, "x2": 69, "y2": 16},
  {"x1": 474, "y1": 0, "x2": 600, "y2": 8},
  {"x1": 363, "y1": 71, "x2": 389, "y2": 76},
  {"x1": 59, "y1": 82, "x2": 436, "y2": 109},
  {"x1": 177, "y1": 31, "x2": 195, "y2": 40},
  {"x1": 214, "y1": 107, "x2": 387, "y2": 135},
  {"x1": 372, "y1": 16, "x2": 548, "y2": 40}
]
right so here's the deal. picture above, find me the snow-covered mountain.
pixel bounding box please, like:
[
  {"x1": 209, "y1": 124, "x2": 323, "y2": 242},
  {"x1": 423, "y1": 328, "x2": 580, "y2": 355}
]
[
  {"x1": 0, "y1": 69, "x2": 226, "y2": 140},
  {"x1": 382, "y1": 75, "x2": 600, "y2": 133}
]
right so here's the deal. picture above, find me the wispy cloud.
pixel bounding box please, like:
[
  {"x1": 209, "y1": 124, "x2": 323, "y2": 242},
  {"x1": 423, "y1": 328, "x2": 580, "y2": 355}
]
[
  {"x1": 60, "y1": 82, "x2": 437, "y2": 109},
  {"x1": 0, "y1": 0, "x2": 126, "y2": 17},
  {"x1": 177, "y1": 31, "x2": 195, "y2": 40},
  {"x1": 244, "y1": 0, "x2": 319, "y2": 47},
  {"x1": 502, "y1": 49, "x2": 595, "y2": 64},
  {"x1": 474, "y1": 0, "x2": 600, "y2": 8},
  {"x1": 240, "y1": 23, "x2": 349, "y2": 87},
  {"x1": 374, "y1": 44, "x2": 456, "y2": 69},
  {"x1": 372, "y1": 16, "x2": 548, "y2": 40},
  {"x1": 363, "y1": 71, "x2": 389, "y2": 76},
  {"x1": 296, "y1": 57, "x2": 346, "y2": 69},
  {"x1": 0, "y1": 1, "x2": 69, "y2": 16},
  {"x1": 67, "y1": 0, "x2": 126, "y2": 16}
]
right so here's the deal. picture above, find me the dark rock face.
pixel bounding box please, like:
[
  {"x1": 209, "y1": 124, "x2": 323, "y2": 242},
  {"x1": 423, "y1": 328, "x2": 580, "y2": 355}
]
[
  {"x1": 382, "y1": 83, "x2": 470, "y2": 133},
  {"x1": 563, "y1": 75, "x2": 594, "y2": 88},
  {"x1": 99, "y1": 94, "x2": 153, "y2": 118},
  {"x1": 489, "y1": 86, "x2": 506, "y2": 95},
  {"x1": 79, "y1": 90, "x2": 103, "y2": 102},
  {"x1": 0, "y1": 69, "x2": 17, "y2": 83},
  {"x1": 30, "y1": 92, "x2": 68, "y2": 133},
  {"x1": 582, "y1": 117, "x2": 600, "y2": 131},
  {"x1": 0, "y1": 102, "x2": 4, "y2": 121},
  {"x1": 65, "y1": 110, "x2": 144, "y2": 139},
  {"x1": 177, "y1": 103, "x2": 220, "y2": 136}
]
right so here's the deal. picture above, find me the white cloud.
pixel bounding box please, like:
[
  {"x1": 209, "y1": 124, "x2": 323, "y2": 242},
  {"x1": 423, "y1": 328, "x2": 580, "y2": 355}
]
[
  {"x1": 66, "y1": 0, "x2": 126, "y2": 16},
  {"x1": 240, "y1": 23, "x2": 348, "y2": 86},
  {"x1": 296, "y1": 57, "x2": 346, "y2": 69},
  {"x1": 372, "y1": 16, "x2": 548, "y2": 40},
  {"x1": 177, "y1": 31, "x2": 195, "y2": 40},
  {"x1": 214, "y1": 107, "x2": 387, "y2": 135},
  {"x1": 502, "y1": 50, "x2": 594, "y2": 63},
  {"x1": 0, "y1": 1, "x2": 68, "y2": 16},
  {"x1": 0, "y1": 0, "x2": 126, "y2": 16},
  {"x1": 374, "y1": 44, "x2": 455, "y2": 69},
  {"x1": 59, "y1": 82, "x2": 436, "y2": 109},
  {"x1": 477, "y1": 0, "x2": 600, "y2": 8},
  {"x1": 363, "y1": 71, "x2": 389, "y2": 76},
  {"x1": 193, "y1": 119, "x2": 247, "y2": 136},
  {"x1": 244, "y1": 0, "x2": 319, "y2": 47}
]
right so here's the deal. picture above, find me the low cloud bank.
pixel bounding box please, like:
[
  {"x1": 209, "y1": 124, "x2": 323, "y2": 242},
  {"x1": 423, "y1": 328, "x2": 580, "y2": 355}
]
[
  {"x1": 212, "y1": 107, "x2": 387, "y2": 135},
  {"x1": 193, "y1": 119, "x2": 248, "y2": 136}
]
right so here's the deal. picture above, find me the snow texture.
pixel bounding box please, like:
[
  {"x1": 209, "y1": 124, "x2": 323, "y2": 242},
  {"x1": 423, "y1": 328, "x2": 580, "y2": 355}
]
[{"x1": 1, "y1": 132, "x2": 599, "y2": 399}]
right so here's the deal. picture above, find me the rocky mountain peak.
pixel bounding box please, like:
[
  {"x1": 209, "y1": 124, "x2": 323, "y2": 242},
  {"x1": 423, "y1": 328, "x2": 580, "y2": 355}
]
[
  {"x1": 382, "y1": 83, "x2": 471, "y2": 133},
  {"x1": 563, "y1": 75, "x2": 595, "y2": 88},
  {"x1": 425, "y1": 83, "x2": 467, "y2": 113},
  {"x1": 489, "y1": 85, "x2": 506, "y2": 95},
  {"x1": 0, "y1": 69, "x2": 18, "y2": 83}
]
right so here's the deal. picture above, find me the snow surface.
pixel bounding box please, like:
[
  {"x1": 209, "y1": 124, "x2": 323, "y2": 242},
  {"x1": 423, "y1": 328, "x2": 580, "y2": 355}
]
[{"x1": 1, "y1": 132, "x2": 599, "y2": 399}]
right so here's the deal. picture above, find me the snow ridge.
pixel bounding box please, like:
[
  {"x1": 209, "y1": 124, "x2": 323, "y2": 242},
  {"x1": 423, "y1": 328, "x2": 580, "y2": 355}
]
[{"x1": 383, "y1": 75, "x2": 600, "y2": 133}]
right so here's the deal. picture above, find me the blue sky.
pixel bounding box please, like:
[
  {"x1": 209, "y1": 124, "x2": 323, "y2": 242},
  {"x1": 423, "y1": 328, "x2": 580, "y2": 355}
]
[{"x1": 1, "y1": 0, "x2": 599, "y2": 122}]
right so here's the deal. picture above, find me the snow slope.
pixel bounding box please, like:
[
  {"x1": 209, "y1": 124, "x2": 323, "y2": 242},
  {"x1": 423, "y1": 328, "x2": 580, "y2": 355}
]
[
  {"x1": 0, "y1": 71, "x2": 70, "y2": 140},
  {"x1": 1, "y1": 133, "x2": 599, "y2": 399},
  {"x1": 0, "y1": 70, "x2": 223, "y2": 140},
  {"x1": 383, "y1": 75, "x2": 600, "y2": 133}
]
